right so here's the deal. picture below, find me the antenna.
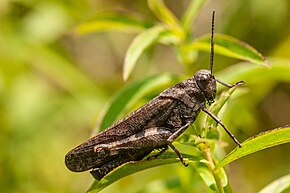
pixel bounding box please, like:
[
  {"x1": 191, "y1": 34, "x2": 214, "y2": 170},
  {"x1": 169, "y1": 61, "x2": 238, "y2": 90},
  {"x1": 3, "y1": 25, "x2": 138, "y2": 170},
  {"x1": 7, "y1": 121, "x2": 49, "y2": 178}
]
[{"x1": 210, "y1": 10, "x2": 215, "y2": 74}]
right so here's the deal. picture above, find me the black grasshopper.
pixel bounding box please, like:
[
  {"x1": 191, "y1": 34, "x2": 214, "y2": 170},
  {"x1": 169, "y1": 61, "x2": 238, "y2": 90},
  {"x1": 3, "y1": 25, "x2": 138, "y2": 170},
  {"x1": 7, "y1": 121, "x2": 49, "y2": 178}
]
[{"x1": 65, "y1": 11, "x2": 244, "y2": 180}]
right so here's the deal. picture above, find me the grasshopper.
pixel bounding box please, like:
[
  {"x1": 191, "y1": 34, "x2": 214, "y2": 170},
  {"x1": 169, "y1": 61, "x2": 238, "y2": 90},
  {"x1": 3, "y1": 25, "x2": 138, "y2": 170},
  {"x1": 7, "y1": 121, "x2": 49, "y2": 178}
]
[{"x1": 65, "y1": 11, "x2": 244, "y2": 180}]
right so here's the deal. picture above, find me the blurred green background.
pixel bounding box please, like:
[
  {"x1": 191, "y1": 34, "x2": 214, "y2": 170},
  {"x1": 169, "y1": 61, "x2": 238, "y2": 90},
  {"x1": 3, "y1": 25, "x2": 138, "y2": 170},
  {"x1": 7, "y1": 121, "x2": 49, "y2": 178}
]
[{"x1": 0, "y1": 0, "x2": 290, "y2": 193}]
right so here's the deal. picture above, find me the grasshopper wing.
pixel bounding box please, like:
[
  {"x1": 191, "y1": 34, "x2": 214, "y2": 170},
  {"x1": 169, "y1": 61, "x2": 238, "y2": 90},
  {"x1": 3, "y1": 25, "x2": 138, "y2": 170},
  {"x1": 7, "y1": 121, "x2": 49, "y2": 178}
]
[{"x1": 65, "y1": 97, "x2": 178, "y2": 172}]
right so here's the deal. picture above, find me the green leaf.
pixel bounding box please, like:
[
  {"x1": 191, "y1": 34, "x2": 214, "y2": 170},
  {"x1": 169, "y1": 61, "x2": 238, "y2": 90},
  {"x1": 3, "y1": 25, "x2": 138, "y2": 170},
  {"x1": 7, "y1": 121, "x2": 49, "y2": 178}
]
[
  {"x1": 158, "y1": 29, "x2": 181, "y2": 45},
  {"x1": 213, "y1": 59, "x2": 290, "y2": 106},
  {"x1": 215, "y1": 58, "x2": 290, "y2": 84},
  {"x1": 205, "y1": 84, "x2": 242, "y2": 129},
  {"x1": 195, "y1": 82, "x2": 242, "y2": 142},
  {"x1": 215, "y1": 125, "x2": 290, "y2": 171},
  {"x1": 176, "y1": 44, "x2": 199, "y2": 72},
  {"x1": 258, "y1": 174, "x2": 290, "y2": 193},
  {"x1": 197, "y1": 162, "x2": 216, "y2": 190},
  {"x1": 176, "y1": 134, "x2": 197, "y2": 146},
  {"x1": 123, "y1": 25, "x2": 167, "y2": 80},
  {"x1": 197, "y1": 161, "x2": 228, "y2": 191},
  {"x1": 147, "y1": 0, "x2": 181, "y2": 30},
  {"x1": 224, "y1": 183, "x2": 235, "y2": 193},
  {"x1": 97, "y1": 73, "x2": 182, "y2": 131},
  {"x1": 181, "y1": 0, "x2": 206, "y2": 35},
  {"x1": 87, "y1": 152, "x2": 201, "y2": 193},
  {"x1": 190, "y1": 34, "x2": 270, "y2": 67},
  {"x1": 75, "y1": 12, "x2": 153, "y2": 35}
]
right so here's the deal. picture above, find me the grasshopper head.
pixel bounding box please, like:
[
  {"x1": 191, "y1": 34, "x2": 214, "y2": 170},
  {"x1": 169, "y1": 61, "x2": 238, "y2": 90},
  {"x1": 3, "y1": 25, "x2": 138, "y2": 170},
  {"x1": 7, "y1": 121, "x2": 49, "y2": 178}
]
[{"x1": 194, "y1": 69, "x2": 216, "y2": 105}]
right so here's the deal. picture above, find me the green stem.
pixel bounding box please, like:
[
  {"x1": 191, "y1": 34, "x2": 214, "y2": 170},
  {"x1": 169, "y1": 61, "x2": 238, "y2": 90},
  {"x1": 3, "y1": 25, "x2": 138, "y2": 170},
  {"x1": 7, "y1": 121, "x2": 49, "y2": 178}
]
[{"x1": 203, "y1": 144, "x2": 224, "y2": 193}]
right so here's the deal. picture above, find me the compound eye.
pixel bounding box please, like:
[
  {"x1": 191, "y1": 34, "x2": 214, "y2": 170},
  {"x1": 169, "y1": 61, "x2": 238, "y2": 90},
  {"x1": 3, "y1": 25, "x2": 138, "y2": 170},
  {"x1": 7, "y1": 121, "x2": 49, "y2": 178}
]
[
  {"x1": 197, "y1": 79, "x2": 207, "y2": 90},
  {"x1": 199, "y1": 75, "x2": 211, "y2": 86},
  {"x1": 200, "y1": 75, "x2": 207, "y2": 81},
  {"x1": 201, "y1": 74, "x2": 212, "y2": 82}
]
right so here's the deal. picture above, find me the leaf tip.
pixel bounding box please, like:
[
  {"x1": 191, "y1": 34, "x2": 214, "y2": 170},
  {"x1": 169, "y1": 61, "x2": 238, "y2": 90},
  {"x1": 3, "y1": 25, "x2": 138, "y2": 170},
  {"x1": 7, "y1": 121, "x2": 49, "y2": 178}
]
[
  {"x1": 122, "y1": 61, "x2": 129, "y2": 81},
  {"x1": 263, "y1": 57, "x2": 271, "y2": 68}
]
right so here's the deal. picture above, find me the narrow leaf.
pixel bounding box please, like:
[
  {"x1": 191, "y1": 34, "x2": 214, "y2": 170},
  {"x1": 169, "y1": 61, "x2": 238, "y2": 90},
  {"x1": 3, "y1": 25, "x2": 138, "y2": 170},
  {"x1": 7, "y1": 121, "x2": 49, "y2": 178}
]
[
  {"x1": 181, "y1": 0, "x2": 206, "y2": 34},
  {"x1": 215, "y1": 58, "x2": 290, "y2": 85},
  {"x1": 190, "y1": 34, "x2": 270, "y2": 67},
  {"x1": 197, "y1": 160, "x2": 228, "y2": 191},
  {"x1": 147, "y1": 0, "x2": 181, "y2": 30},
  {"x1": 197, "y1": 162, "x2": 216, "y2": 190},
  {"x1": 258, "y1": 174, "x2": 290, "y2": 193},
  {"x1": 205, "y1": 84, "x2": 241, "y2": 129},
  {"x1": 97, "y1": 73, "x2": 182, "y2": 132},
  {"x1": 87, "y1": 152, "x2": 201, "y2": 193},
  {"x1": 158, "y1": 30, "x2": 181, "y2": 45},
  {"x1": 123, "y1": 25, "x2": 166, "y2": 80},
  {"x1": 215, "y1": 126, "x2": 290, "y2": 171},
  {"x1": 75, "y1": 12, "x2": 153, "y2": 35}
]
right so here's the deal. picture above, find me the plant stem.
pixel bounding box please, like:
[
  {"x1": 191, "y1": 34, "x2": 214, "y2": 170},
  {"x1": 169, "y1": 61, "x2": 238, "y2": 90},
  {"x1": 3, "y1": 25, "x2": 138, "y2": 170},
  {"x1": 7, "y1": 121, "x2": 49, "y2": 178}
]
[{"x1": 203, "y1": 144, "x2": 224, "y2": 193}]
